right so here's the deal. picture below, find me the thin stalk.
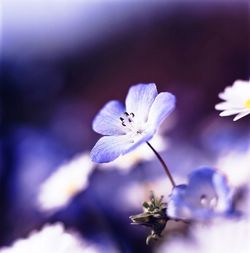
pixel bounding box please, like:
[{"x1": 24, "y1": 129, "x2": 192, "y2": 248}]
[{"x1": 146, "y1": 141, "x2": 176, "y2": 188}]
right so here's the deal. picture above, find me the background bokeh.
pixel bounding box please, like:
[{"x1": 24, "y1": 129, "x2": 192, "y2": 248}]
[{"x1": 1, "y1": 1, "x2": 250, "y2": 252}]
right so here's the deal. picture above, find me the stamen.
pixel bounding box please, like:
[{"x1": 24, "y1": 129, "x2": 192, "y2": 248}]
[{"x1": 120, "y1": 112, "x2": 136, "y2": 128}]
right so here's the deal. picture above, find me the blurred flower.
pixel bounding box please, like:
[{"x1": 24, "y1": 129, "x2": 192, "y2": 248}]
[
  {"x1": 216, "y1": 148, "x2": 250, "y2": 187},
  {"x1": 215, "y1": 79, "x2": 250, "y2": 121},
  {"x1": 99, "y1": 133, "x2": 167, "y2": 172},
  {"x1": 0, "y1": 223, "x2": 99, "y2": 253},
  {"x1": 37, "y1": 152, "x2": 94, "y2": 212},
  {"x1": 167, "y1": 168, "x2": 233, "y2": 221},
  {"x1": 157, "y1": 218, "x2": 250, "y2": 253},
  {"x1": 91, "y1": 83, "x2": 175, "y2": 163}
]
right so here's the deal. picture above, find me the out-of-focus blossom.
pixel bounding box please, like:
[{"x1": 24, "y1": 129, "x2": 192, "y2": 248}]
[
  {"x1": 215, "y1": 79, "x2": 250, "y2": 121},
  {"x1": 91, "y1": 83, "x2": 175, "y2": 163},
  {"x1": 216, "y1": 148, "x2": 250, "y2": 187},
  {"x1": 0, "y1": 223, "x2": 99, "y2": 253},
  {"x1": 99, "y1": 134, "x2": 167, "y2": 172},
  {"x1": 167, "y1": 168, "x2": 233, "y2": 221},
  {"x1": 37, "y1": 152, "x2": 94, "y2": 212},
  {"x1": 157, "y1": 218, "x2": 250, "y2": 253}
]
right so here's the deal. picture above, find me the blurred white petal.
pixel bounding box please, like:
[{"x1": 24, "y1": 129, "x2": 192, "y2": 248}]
[
  {"x1": 0, "y1": 223, "x2": 100, "y2": 253},
  {"x1": 157, "y1": 218, "x2": 250, "y2": 253},
  {"x1": 37, "y1": 152, "x2": 94, "y2": 212}
]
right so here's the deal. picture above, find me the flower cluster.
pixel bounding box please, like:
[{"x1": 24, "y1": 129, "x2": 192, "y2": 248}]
[
  {"x1": 90, "y1": 82, "x2": 246, "y2": 244},
  {"x1": 7, "y1": 81, "x2": 245, "y2": 248}
]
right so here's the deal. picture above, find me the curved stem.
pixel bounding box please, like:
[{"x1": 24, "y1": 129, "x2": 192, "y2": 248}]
[{"x1": 146, "y1": 141, "x2": 176, "y2": 188}]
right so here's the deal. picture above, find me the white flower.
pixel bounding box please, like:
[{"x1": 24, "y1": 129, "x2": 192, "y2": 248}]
[
  {"x1": 157, "y1": 218, "x2": 250, "y2": 253},
  {"x1": 37, "y1": 152, "x2": 94, "y2": 212},
  {"x1": 99, "y1": 134, "x2": 167, "y2": 172},
  {"x1": 0, "y1": 223, "x2": 99, "y2": 253},
  {"x1": 215, "y1": 79, "x2": 250, "y2": 121}
]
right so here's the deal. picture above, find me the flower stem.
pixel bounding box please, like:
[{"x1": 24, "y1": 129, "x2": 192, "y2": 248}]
[{"x1": 146, "y1": 141, "x2": 176, "y2": 188}]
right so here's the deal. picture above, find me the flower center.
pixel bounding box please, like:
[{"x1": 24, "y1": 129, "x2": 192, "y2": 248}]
[
  {"x1": 120, "y1": 112, "x2": 142, "y2": 134},
  {"x1": 244, "y1": 98, "x2": 250, "y2": 109}
]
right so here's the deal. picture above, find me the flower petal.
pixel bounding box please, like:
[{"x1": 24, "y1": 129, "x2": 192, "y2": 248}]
[
  {"x1": 91, "y1": 135, "x2": 131, "y2": 163},
  {"x1": 219, "y1": 109, "x2": 243, "y2": 117},
  {"x1": 185, "y1": 168, "x2": 217, "y2": 208},
  {"x1": 125, "y1": 83, "x2": 158, "y2": 123},
  {"x1": 233, "y1": 111, "x2": 250, "y2": 121},
  {"x1": 147, "y1": 92, "x2": 175, "y2": 127},
  {"x1": 91, "y1": 130, "x2": 155, "y2": 163},
  {"x1": 167, "y1": 185, "x2": 192, "y2": 220},
  {"x1": 212, "y1": 171, "x2": 232, "y2": 212},
  {"x1": 215, "y1": 102, "x2": 231, "y2": 110},
  {"x1": 92, "y1": 100, "x2": 126, "y2": 135}
]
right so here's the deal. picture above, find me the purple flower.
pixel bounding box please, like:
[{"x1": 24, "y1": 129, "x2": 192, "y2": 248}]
[
  {"x1": 90, "y1": 83, "x2": 175, "y2": 163},
  {"x1": 167, "y1": 168, "x2": 233, "y2": 221}
]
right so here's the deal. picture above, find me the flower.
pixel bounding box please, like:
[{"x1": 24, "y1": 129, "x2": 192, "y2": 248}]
[
  {"x1": 0, "y1": 223, "x2": 99, "y2": 253},
  {"x1": 215, "y1": 79, "x2": 250, "y2": 121},
  {"x1": 157, "y1": 218, "x2": 250, "y2": 253},
  {"x1": 167, "y1": 167, "x2": 234, "y2": 221},
  {"x1": 99, "y1": 133, "x2": 167, "y2": 171},
  {"x1": 91, "y1": 83, "x2": 175, "y2": 163},
  {"x1": 37, "y1": 152, "x2": 94, "y2": 212}
]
